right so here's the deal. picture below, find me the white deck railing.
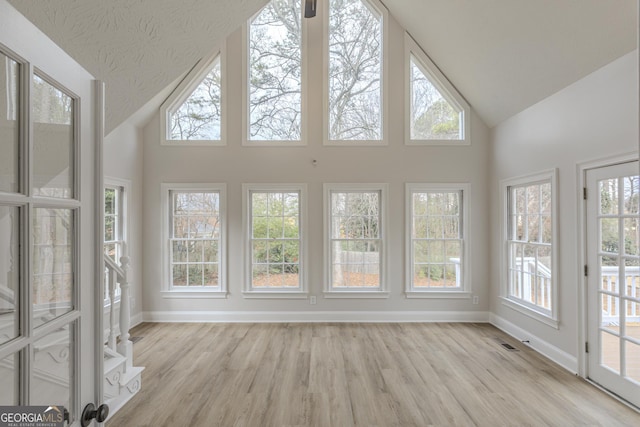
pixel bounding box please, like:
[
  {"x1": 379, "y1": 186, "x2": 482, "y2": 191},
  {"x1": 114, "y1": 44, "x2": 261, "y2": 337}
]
[{"x1": 601, "y1": 266, "x2": 640, "y2": 324}]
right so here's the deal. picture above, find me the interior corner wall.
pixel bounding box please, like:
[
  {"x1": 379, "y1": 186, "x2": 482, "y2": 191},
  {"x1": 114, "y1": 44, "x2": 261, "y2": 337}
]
[
  {"x1": 140, "y1": 14, "x2": 492, "y2": 321},
  {"x1": 104, "y1": 122, "x2": 144, "y2": 324},
  {"x1": 489, "y1": 50, "x2": 639, "y2": 366}
]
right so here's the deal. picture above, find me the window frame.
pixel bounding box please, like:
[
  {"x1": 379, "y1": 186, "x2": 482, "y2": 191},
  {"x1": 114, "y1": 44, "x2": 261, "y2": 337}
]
[
  {"x1": 103, "y1": 177, "x2": 129, "y2": 306},
  {"x1": 323, "y1": 183, "x2": 389, "y2": 298},
  {"x1": 323, "y1": 0, "x2": 389, "y2": 146},
  {"x1": 500, "y1": 169, "x2": 559, "y2": 328},
  {"x1": 161, "y1": 183, "x2": 228, "y2": 298},
  {"x1": 242, "y1": 0, "x2": 309, "y2": 146},
  {"x1": 404, "y1": 33, "x2": 470, "y2": 146},
  {"x1": 405, "y1": 183, "x2": 471, "y2": 298},
  {"x1": 160, "y1": 49, "x2": 226, "y2": 146},
  {"x1": 242, "y1": 183, "x2": 308, "y2": 298}
]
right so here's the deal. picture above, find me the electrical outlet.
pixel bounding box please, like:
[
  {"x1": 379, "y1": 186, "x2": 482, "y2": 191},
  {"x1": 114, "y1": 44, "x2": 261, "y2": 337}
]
[
  {"x1": 310, "y1": 295, "x2": 317, "y2": 305},
  {"x1": 472, "y1": 296, "x2": 479, "y2": 305}
]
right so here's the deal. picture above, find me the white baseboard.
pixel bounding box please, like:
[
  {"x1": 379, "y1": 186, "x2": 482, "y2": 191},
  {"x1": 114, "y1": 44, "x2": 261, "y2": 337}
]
[
  {"x1": 142, "y1": 310, "x2": 490, "y2": 323},
  {"x1": 130, "y1": 312, "x2": 143, "y2": 328},
  {"x1": 490, "y1": 313, "x2": 578, "y2": 374}
]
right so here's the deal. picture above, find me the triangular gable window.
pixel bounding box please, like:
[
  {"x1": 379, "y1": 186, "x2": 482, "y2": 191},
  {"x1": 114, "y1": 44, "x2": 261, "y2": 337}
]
[
  {"x1": 406, "y1": 34, "x2": 470, "y2": 145},
  {"x1": 162, "y1": 53, "x2": 224, "y2": 145}
]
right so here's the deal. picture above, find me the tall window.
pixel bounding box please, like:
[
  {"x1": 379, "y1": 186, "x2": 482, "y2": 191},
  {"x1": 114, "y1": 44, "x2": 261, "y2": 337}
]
[
  {"x1": 406, "y1": 184, "x2": 470, "y2": 296},
  {"x1": 161, "y1": 53, "x2": 225, "y2": 145},
  {"x1": 325, "y1": 184, "x2": 387, "y2": 296},
  {"x1": 327, "y1": 0, "x2": 385, "y2": 143},
  {"x1": 503, "y1": 170, "x2": 557, "y2": 320},
  {"x1": 104, "y1": 184, "x2": 124, "y2": 263},
  {"x1": 244, "y1": 185, "x2": 307, "y2": 296},
  {"x1": 405, "y1": 34, "x2": 470, "y2": 145},
  {"x1": 163, "y1": 184, "x2": 227, "y2": 295},
  {"x1": 248, "y1": 0, "x2": 303, "y2": 142}
]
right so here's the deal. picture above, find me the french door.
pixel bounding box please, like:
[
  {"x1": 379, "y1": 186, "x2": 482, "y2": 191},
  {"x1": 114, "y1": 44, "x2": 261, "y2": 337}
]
[
  {"x1": 586, "y1": 160, "x2": 640, "y2": 408},
  {"x1": 0, "y1": 2, "x2": 101, "y2": 425}
]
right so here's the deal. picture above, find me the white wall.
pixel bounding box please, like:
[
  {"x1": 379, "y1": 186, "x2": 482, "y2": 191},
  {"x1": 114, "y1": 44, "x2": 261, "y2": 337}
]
[
  {"x1": 140, "y1": 13, "x2": 492, "y2": 321},
  {"x1": 104, "y1": 122, "x2": 144, "y2": 323},
  {"x1": 489, "y1": 51, "x2": 639, "y2": 369}
]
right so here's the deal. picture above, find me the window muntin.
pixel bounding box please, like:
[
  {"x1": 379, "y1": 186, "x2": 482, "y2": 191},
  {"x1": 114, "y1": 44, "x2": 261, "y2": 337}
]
[
  {"x1": 248, "y1": 0, "x2": 302, "y2": 141},
  {"x1": 249, "y1": 190, "x2": 302, "y2": 290},
  {"x1": 507, "y1": 180, "x2": 553, "y2": 314},
  {"x1": 168, "y1": 57, "x2": 222, "y2": 141},
  {"x1": 170, "y1": 190, "x2": 222, "y2": 289},
  {"x1": 409, "y1": 187, "x2": 465, "y2": 292},
  {"x1": 410, "y1": 55, "x2": 461, "y2": 140},
  {"x1": 327, "y1": 187, "x2": 385, "y2": 291},
  {"x1": 328, "y1": 0, "x2": 383, "y2": 141},
  {"x1": 1, "y1": 53, "x2": 19, "y2": 193}
]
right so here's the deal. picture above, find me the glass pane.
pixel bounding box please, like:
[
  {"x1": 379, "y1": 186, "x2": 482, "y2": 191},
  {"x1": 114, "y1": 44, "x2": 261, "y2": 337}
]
[
  {"x1": 252, "y1": 264, "x2": 268, "y2": 287},
  {"x1": 282, "y1": 240, "x2": 299, "y2": 264},
  {"x1": 623, "y1": 176, "x2": 639, "y2": 215},
  {"x1": 188, "y1": 264, "x2": 202, "y2": 286},
  {"x1": 410, "y1": 58, "x2": 460, "y2": 140},
  {"x1": 203, "y1": 264, "x2": 219, "y2": 287},
  {"x1": 203, "y1": 241, "x2": 218, "y2": 263},
  {"x1": 600, "y1": 218, "x2": 619, "y2": 253},
  {"x1": 172, "y1": 264, "x2": 187, "y2": 286},
  {"x1": 249, "y1": 0, "x2": 302, "y2": 140},
  {"x1": 172, "y1": 241, "x2": 187, "y2": 263},
  {"x1": 0, "y1": 206, "x2": 19, "y2": 344},
  {"x1": 252, "y1": 241, "x2": 268, "y2": 263},
  {"x1": 627, "y1": 301, "x2": 640, "y2": 341},
  {"x1": 268, "y1": 242, "x2": 284, "y2": 263},
  {"x1": 267, "y1": 218, "x2": 284, "y2": 239},
  {"x1": 600, "y1": 330, "x2": 620, "y2": 374},
  {"x1": 0, "y1": 54, "x2": 19, "y2": 193},
  {"x1": 329, "y1": 0, "x2": 382, "y2": 140},
  {"x1": 0, "y1": 352, "x2": 18, "y2": 405},
  {"x1": 599, "y1": 178, "x2": 618, "y2": 215},
  {"x1": 189, "y1": 241, "x2": 203, "y2": 263},
  {"x1": 252, "y1": 192, "x2": 268, "y2": 216},
  {"x1": 265, "y1": 264, "x2": 284, "y2": 287},
  {"x1": 32, "y1": 74, "x2": 74, "y2": 198},
  {"x1": 600, "y1": 256, "x2": 619, "y2": 293},
  {"x1": 513, "y1": 187, "x2": 526, "y2": 215},
  {"x1": 170, "y1": 58, "x2": 222, "y2": 140},
  {"x1": 104, "y1": 188, "x2": 116, "y2": 215},
  {"x1": 413, "y1": 240, "x2": 428, "y2": 263},
  {"x1": 32, "y1": 324, "x2": 73, "y2": 410},
  {"x1": 624, "y1": 218, "x2": 639, "y2": 256},
  {"x1": 413, "y1": 265, "x2": 429, "y2": 288},
  {"x1": 540, "y1": 183, "x2": 552, "y2": 214},
  {"x1": 627, "y1": 340, "x2": 640, "y2": 383},
  {"x1": 33, "y1": 208, "x2": 73, "y2": 328},
  {"x1": 283, "y1": 217, "x2": 299, "y2": 238},
  {"x1": 282, "y1": 265, "x2": 299, "y2": 287},
  {"x1": 601, "y1": 295, "x2": 620, "y2": 327}
]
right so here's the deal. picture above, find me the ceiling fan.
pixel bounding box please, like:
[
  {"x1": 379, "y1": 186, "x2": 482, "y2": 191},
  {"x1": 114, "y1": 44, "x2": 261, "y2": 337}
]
[{"x1": 304, "y1": 0, "x2": 317, "y2": 18}]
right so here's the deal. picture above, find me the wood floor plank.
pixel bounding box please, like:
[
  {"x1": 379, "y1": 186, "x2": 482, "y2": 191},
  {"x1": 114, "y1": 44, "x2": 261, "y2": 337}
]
[{"x1": 107, "y1": 323, "x2": 640, "y2": 427}]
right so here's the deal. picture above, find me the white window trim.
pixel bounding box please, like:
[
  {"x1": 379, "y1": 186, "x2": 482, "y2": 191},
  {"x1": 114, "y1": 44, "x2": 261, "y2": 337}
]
[
  {"x1": 405, "y1": 183, "x2": 471, "y2": 299},
  {"x1": 323, "y1": 183, "x2": 389, "y2": 298},
  {"x1": 160, "y1": 48, "x2": 227, "y2": 146},
  {"x1": 323, "y1": 0, "x2": 389, "y2": 146},
  {"x1": 242, "y1": 183, "x2": 308, "y2": 298},
  {"x1": 500, "y1": 169, "x2": 559, "y2": 328},
  {"x1": 241, "y1": 1, "x2": 309, "y2": 146},
  {"x1": 404, "y1": 33, "x2": 471, "y2": 146},
  {"x1": 160, "y1": 182, "x2": 228, "y2": 298}
]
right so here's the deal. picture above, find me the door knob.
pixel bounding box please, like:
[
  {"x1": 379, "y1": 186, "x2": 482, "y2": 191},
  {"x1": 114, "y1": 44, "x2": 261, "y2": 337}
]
[{"x1": 81, "y1": 403, "x2": 109, "y2": 427}]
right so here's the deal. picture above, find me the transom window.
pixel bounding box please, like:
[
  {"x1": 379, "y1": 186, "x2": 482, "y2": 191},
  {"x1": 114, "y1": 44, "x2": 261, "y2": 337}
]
[
  {"x1": 162, "y1": 184, "x2": 227, "y2": 296},
  {"x1": 243, "y1": 184, "x2": 307, "y2": 296},
  {"x1": 327, "y1": 0, "x2": 385, "y2": 143},
  {"x1": 503, "y1": 170, "x2": 557, "y2": 321},
  {"x1": 161, "y1": 53, "x2": 225, "y2": 145},
  {"x1": 405, "y1": 34, "x2": 470, "y2": 145},
  {"x1": 247, "y1": 0, "x2": 303, "y2": 143},
  {"x1": 406, "y1": 184, "x2": 470, "y2": 296},
  {"x1": 324, "y1": 184, "x2": 388, "y2": 296}
]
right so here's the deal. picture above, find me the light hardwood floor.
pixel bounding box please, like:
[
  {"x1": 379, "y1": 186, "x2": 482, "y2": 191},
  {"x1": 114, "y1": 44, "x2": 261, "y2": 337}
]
[{"x1": 107, "y1": 322, "x2": 640, "y2": 427}]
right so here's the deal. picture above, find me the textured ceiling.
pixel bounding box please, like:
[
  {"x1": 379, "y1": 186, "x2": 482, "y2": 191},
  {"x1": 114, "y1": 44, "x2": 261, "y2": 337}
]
[
  {"x1": 8, "y1": 0, "x2": 637, "y2": 131},
  {"x1": 7, "y1": 0, "x2": 269, "y2": 133}
]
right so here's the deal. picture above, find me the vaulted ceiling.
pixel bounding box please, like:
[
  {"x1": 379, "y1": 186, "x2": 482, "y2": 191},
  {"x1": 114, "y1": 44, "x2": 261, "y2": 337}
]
[{"x1": 8, "y1": 0, "x2": 637, "y2": 133}]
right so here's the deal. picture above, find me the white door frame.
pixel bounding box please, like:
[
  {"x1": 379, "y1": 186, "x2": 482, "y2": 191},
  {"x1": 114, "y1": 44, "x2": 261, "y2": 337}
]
[{"x1": 576, "y1": 151, "x2": 639, "y2": 377}]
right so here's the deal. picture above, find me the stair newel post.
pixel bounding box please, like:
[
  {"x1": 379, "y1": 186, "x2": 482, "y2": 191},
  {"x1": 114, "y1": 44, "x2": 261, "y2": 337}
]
[{"x1": 117, "y1": 255, "x2": 132, "y2": 371}]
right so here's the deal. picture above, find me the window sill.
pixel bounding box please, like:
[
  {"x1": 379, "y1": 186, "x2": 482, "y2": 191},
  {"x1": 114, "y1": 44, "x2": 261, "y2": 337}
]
[
  {"x1": 323, "y1": 291, "x2": 390, "y2": 299},
  {"x1": 242, "y1": 291, "x2": 308, "y2": 299},
  {"x1": 405, "y1": 139, "x2": 470, "y2": 146},
  {"x1": 242, "y1": 140, "x2": 306, "y2": 147},
  {"x1": 161, "y1": 139, "x2": 226, "y2": 147},
  {"x1": 161, "y1": 290, "x2": 228, "y2": 299},
  {"x1": 500, "y1": 296, "x2": 558, "y2": 329},
  {"x1": 324, "y1": 140, "x2": 387, "y2": 147},
  {"x1": 405, "y1": 291, "x2": 471, "y2": 299}
]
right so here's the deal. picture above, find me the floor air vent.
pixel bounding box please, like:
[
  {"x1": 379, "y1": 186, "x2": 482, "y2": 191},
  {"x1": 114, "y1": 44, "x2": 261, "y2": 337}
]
[{"x1": 501, "y1": 342, "x2": 518, "y2": 351}]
